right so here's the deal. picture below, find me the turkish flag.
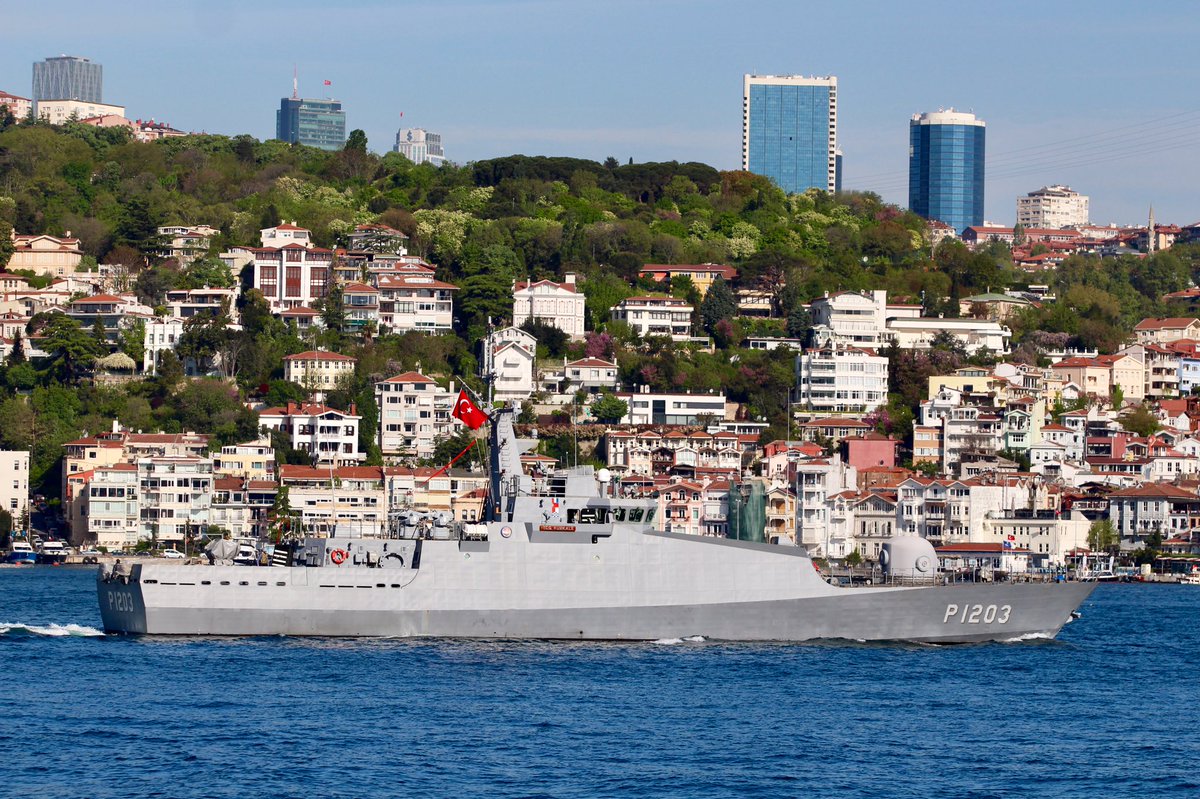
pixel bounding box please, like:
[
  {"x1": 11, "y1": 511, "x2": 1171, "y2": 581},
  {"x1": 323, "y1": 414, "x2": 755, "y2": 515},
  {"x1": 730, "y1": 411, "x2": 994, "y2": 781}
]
[{"x1": 453, "y1": 390, "x2": 489, "y2": 430}]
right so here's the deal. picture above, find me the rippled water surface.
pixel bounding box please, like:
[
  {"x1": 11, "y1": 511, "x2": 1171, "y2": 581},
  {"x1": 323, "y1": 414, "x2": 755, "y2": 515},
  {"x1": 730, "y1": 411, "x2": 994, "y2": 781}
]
[{"x1": 1, "y1": 566, "x2": 1197, "y2": 798}]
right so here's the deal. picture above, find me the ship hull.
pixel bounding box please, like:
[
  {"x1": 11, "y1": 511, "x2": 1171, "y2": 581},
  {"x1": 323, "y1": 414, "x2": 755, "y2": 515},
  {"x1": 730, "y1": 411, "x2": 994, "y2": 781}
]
[{"x1": 99, "y1": 569, "x2": 1092, "y2": 643}]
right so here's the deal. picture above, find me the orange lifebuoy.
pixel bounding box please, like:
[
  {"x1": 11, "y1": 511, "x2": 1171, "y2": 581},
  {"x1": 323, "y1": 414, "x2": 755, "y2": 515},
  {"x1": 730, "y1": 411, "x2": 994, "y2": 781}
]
[{"x1": 330, "y1": 548, "x2": 348, "y2": 565}]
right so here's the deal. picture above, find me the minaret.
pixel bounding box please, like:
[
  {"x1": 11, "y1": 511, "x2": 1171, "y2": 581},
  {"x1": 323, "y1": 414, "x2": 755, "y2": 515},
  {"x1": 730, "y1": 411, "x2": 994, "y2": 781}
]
[{"x1": 1147, "y1": 205, "x2": 1156, "y2": 254}]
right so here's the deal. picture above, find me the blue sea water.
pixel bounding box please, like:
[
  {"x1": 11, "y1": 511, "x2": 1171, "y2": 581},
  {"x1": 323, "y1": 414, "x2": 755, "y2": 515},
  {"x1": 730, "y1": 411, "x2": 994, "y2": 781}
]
[{"x1": 0, "y1": 567, "x2": 1197, "y2": 799}]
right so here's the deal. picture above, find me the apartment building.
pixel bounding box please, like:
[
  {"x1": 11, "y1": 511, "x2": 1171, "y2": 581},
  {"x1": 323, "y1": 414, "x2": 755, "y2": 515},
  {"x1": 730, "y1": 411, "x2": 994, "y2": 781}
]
[
  {"x1": 258, "y1": 402, "x2": 362, "y2": 464},
  {"x1": 795, "y1": 343, "x2": 889, "y2": 414},
  {"x1": 278, "y1": 465, "x2": 387, "y2": 537},
  {"x1": 374, "y1": 371, "x2": 457, "y2": 460},
  {"x1": 0, "y1": 450, "x2": 30, "y2": 523},
  {"x1": 137, "y1": 457, "x2": 214, "y2": 546},
  {"x1": 609, "y1": 296, "x2": 694, "y2": 341}
]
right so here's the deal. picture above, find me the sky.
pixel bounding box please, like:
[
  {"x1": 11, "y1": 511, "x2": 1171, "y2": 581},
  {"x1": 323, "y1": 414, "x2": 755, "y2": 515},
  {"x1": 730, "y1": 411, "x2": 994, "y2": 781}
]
[{"x1": 4, "y1": 0, "x2": 1199, "y2": 225}]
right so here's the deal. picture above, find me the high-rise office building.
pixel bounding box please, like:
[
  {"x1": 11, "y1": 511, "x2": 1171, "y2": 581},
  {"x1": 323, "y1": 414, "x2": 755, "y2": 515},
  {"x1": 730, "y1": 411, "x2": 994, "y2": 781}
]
[
  {"x1": 32, "y1": 56, "x2": 102, "y2": 106},
  {"x1": 908, "y1": 110, "x2": 986, "y2": 234},
  {"x1": 276, "y1": 97, "x2": 346, "y2": 151},
  {"x1": 742, "y1": 74, "x2": 838, "y2": 194},
  {"x1": 1016, "y1": 185, "x2": 1089, "y2": 229},
  {"x1": 394, "y1": 128, "x2": 446, "y2": 166}
]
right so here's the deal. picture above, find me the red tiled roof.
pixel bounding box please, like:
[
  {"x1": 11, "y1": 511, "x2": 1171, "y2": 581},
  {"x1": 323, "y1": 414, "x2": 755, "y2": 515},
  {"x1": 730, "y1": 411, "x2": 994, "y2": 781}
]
[
  {"x1": 284, "y1": 350, "x2": 356, "y2": 362},
  {"x1": 1134, "y1": 317, "x2": 1200, "y2": 331},
  {"x1": 380, "y1": 371, "x2": 436, "y2": 384},
  {"x1": 1107, "y1": 483, "x2": 1199, "y2": 499}
]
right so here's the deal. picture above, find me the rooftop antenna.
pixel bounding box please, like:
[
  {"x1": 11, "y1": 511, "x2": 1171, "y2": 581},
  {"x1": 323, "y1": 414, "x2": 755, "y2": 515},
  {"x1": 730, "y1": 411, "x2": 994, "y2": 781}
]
[{"x1": 292, "y1": 65, "x2": 298, "y2": 100}]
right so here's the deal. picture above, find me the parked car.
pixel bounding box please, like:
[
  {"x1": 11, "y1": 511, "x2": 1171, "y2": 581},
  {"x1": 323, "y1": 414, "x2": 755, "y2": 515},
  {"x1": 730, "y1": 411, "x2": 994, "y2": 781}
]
[{"x1": 161, "y1": 549, "x2": 186, "y2": 560}]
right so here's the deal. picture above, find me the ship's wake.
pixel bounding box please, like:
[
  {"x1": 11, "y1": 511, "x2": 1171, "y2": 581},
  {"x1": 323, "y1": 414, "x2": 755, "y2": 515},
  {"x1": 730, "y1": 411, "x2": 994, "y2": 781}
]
[
  {"x1": 0, "y1": 622, "x2": 105, "y2": 638},
  {"x1": 652, "y1": 635, "x2": 707, "y2": 645}
]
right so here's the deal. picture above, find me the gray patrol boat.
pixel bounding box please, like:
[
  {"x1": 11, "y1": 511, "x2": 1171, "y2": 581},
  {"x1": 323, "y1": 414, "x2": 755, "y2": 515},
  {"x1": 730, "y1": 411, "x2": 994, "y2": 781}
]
[{"x1": 99, "y1": 408, "x2": 1093, "y2": 642}]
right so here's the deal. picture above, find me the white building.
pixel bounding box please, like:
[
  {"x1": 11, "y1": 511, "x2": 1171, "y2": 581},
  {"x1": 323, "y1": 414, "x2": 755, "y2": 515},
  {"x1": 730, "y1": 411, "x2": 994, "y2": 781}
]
[
  {"x1": 809, "y1": 289, "x2": 1009, "y2": 354},
  {"x1": 794, "y1": 454, "x2": 857, "y2": 558},
  {"x1": 165, "y1": 287, "x2": 239, "y2": 322},
  {"x1": 1016, "y1": 185, "x2": 1089, "y2": 229},
  {"x1": 795, "y1": 343, "x2": 889, "y2": 414},
  {"x1": 260, "y1": 222, "x2": 313, "y2": 249},
  {"x1": 809, "y1": 290, "x2": 900, "y2": 347},
  {"x1": 486, "y1": 327, "x2": 538, "y2": 403},
  {"x1": 259, "y1": 402, "x2": 363, "y2": 465},
  {"x1": 0, "y1": 450, "x2": 30, "y2": 523},
  {"x1": 81, "y1": 464, "x2": 140, "y2": 550},
  {"x1": 376, "y1": 272, "x2": 456, "y2": 334},
  {"x1": 137, "y1": 457, "x2": 213, "y2": 546},
  {"x1": 609, "y1": 296, "x2": 694, "y2": 341},
  {"x1": 618, "y1": 388, "x2": 729, "y2": 426},
  {"x1": 564, "y1": 358, "x2": 620, "y2": 393},
  {"x1": 157, "y1": 225, "x2": 219, "y2": 265},
  {"x1": 212, "y1": 440, "x2": 275, "y2": 481},
  {"x1": 211, "y1": 476, "x2": 276, "y2": 538},
  {"x1": 279, "y1": 465, "x2": 387, "y2": 538},
  {"x1": 283, "y1": 350, "x2": 357, "y2": 399},
  {"x1": 513, "y1": 275, "x2": 586, "y2": 339},
  {"x1": 394, "y1": 128, "x2": 446, "y2": 167},
  {"x1": 375, "y1": 371, "x2": 457, "y2": 460},
  {"x1": 883, "y1": 317, "x2": 1010, "y2": 354},
  {"x1": 143, "y1": 317, "x2": 185, "y2": 374},
  {"x1": 36, "y1": 99, "x2": 124, "y2": 125}
]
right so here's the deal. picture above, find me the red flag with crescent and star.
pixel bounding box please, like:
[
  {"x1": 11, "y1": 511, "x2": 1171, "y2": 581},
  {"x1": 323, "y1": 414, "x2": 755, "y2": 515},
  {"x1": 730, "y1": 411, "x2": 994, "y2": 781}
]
[{"x1": 453, "y1": 389, "x2": 489, "y2": 430}]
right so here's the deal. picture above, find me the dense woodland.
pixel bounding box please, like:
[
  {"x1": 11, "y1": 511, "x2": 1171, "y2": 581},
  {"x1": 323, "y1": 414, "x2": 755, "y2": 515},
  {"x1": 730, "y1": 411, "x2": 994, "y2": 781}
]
[{"x1": 2, "y1": 117, "x2": 1200, "y2": 495}]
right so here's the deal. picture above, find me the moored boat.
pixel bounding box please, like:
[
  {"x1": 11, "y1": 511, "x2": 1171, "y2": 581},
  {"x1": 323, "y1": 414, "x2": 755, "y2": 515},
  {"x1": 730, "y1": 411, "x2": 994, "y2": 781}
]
[
  {"x1": 36, "y1": 540, "x2": 70, "y2": 565},
  {"x1": 6, "y1": 541, "x2": 38, "y2": 565}
]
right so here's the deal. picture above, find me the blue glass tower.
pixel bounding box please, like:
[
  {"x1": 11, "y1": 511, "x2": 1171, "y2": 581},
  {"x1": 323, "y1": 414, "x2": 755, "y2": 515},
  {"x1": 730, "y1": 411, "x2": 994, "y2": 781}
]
[
  {"x1": 277, "y1": 97, "x2": 346, "y2": 151},
  {"x1": 742, "y1": 75, "x2": 837, "y2": 194},
  {"x1": 908, "y1": 110, "x2": 985, "y2": 234}
]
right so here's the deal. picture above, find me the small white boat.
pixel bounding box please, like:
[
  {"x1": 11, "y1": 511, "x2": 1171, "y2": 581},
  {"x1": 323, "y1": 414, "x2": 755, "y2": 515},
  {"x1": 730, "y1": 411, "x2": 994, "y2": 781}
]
[
  {"x1": 36, "y1": 540, "x2": 70, "y2": 565},
  {"x1": 1180, "y1": 570, "x2": 1200, "y2": 586}
]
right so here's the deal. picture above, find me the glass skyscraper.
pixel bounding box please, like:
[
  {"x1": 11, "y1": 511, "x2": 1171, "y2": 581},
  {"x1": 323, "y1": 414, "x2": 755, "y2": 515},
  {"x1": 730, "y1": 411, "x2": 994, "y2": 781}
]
[
  {"x1": 276, "y1": 97, "x2": 346, "y2": 151},
  {"x1": 32, "y1": 56, "x2": 102, "y2": 103},
  {"x1": 908, "y1": 110, "x2": 986, "y2": 234},
  {"x1": 742, "y1": 75, "x2": 838, "y2": 194}
]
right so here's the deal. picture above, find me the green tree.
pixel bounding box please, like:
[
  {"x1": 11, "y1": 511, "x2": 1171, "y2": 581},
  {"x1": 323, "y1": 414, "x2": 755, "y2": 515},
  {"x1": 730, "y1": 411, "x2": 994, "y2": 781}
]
[
  {"x1": 786, "y1": 305, "x2": 812, "y2": 341},
  {"x1": 1087, "y1": 519, "x2": 1118, "y2": 552},
  {"x1": 320, "y1": 284, "x2": 346, "y2": 332},
  {"x1": 180, "y1": 257, "x2": 234, "y2": 289},
  {"x1": 344, "y1": 129, "x2": 368, "y2": 153},
  {"x1": 700, "y1": 277, "x2": 736, "y2": 334},
  {"x1": 590, "y1": 393, "x2": 629, "y2": 423},
  {"x1": 120, "y1": 318, "x2": 146, "y2": 367},
  {"x1": 845, "y1": 548, "x2": 863, "y2": 567},
  {"x1": 521, "y1": 318, "x2": 568, "y2": 358},
  {"x1": 41, "y1": 315, "x2": 104, "y2": 383},
  {"x1": 0, "y1": 221, "x2": 14, "y2": 270},
  {"x1": 1118, "y1": 404, "x2": 1160, "y2": 437}
]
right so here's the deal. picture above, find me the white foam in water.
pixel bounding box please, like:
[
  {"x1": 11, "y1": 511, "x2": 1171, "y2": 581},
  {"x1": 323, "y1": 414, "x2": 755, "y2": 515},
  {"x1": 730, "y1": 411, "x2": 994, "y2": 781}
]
[
  {"x1": 1001, "y1": 632, "x2": 1052, "y2": 643},
  {"x1": 653, "y1": 635, "x2": 706, "y2": 645},
  {"x1": 0, "y1": 622, "x2": 105, "y2": 637}
]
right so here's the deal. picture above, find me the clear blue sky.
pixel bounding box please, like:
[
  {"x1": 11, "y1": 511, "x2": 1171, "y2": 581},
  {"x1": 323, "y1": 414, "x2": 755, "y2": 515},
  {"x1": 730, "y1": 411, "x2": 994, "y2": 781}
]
[{"x1": 5, "y1": 0, "x2": 1198, "y2": 225}]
